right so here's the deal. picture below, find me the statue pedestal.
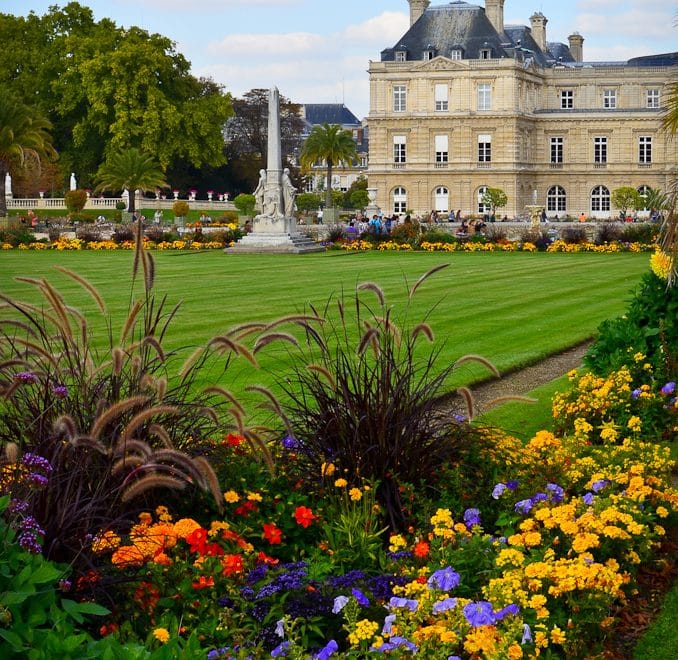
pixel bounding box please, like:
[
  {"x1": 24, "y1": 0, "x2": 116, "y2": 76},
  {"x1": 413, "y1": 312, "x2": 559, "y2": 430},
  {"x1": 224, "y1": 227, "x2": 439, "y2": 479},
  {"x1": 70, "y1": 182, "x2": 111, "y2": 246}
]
[
  {"x1": 525, "y1": 205, "x2": 545, "y2": 229},
  {"x1": 227, "y1": 214, "x2": 323, "y2": 254}
]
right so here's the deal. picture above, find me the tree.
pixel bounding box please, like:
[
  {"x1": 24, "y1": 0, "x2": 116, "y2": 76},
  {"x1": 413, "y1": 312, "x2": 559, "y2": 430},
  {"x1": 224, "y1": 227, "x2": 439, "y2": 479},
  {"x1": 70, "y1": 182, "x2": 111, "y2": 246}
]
[
  {"x1": 480, "y1": 187, "x2": 508, "y2": 219},
  {"x1": 233, "y1": 193, "x2": 256, "y2": 217},
  {"x1": 296, "y1": 192, "x2": 322, "y2": 214},
  {"x1": 299, "y1": 123, "x2": 357, "y2": 209},
  {"x1": 223, "y1": 89, "x2": 305, "y2": 194},
  {"x1": 0, "y1": 90, "x2": 56, "y2": 217},
  {"x1": 344, "y1": 175, "x2": 369, "y2": 209},
  {"x1": 94, "y1": 148, "x2": 167, "y2": 215},
  {"x1": 611, "y1": 186, "x2": 642, "y2": 219}
]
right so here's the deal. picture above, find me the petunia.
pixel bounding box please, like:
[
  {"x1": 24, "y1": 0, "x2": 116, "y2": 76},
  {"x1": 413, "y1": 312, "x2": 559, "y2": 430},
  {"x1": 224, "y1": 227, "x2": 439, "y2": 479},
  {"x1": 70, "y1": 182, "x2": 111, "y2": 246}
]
[
  {"x1": 332, "y1": 595, "x2": 349, "y2": 614},
  {"x1": 388, "y1": 597, "x2": 418, "y2": 611},
  {"x1": 591, "y1": 479, "x2": 610, "y2": 493},
  {"x1": 275, "y1": 619, "x2": 285, "y2": 638},
  {"x1": 583, "y1": 492, "x2": 595, "y2": 505},
  {"x1": 661, "y1": 381, "x2": 676, "y2": 395},
  {"x1": 314, "y1": 639, "x2": 338, "y2": 660},
  {"x1": 492, "y1": 483, "x2": 507, "y2": 499},
  {"x1": 281, "y1": 435, "x2": 298, "y2": 449},
  {"x1": 432, "y1": 597, "x2": 458, "y2": 614},
  {"x1": 270, "y1": 640, "x2": 289, "y2": 657},
  {"x1": 463, "y1": 601, "x2": 495, "y2": 627},
  {"x1": 515, "y1": 499, "x2": 533, "y2": 515},
  {"x1": 506, "y1": 480, "x2": 519, "y2": 490},
  {"x1": 351, "y1": 588, "x2": 370, "y2": 607},
  {"x1": 494, "y1": 603, "x2": 520, "y2": 621},
  {"x1": 546, "y1": 483, "x2": 565, "y2": 502},
  {"x1": 427, "y1": 567, "x2": 461, "y2": 592},
  {"x1": 521, "y1": 623, "x2": 533, "y2": 644},
  {"x1": 382, "y1": 613, "x2": 397, "y2": 634}
]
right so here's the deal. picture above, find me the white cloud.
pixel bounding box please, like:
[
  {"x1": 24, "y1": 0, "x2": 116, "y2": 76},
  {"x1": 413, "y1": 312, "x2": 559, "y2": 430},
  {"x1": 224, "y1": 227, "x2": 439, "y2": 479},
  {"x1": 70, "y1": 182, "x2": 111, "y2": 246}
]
[
  {"x1": 341, "y1": 11, "x2": 409, "y2": 45},
  {"x1": 207, "y1": 32, "x2": 325, "y2": 57}
]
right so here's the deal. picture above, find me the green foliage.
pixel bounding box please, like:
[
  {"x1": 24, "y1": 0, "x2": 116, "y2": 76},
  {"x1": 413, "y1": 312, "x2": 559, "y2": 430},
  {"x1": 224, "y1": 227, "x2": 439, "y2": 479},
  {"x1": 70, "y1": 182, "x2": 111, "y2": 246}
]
[
  {"x1": 344, "y1": 176, "x2": 368, "y2": 209},
  {"x1": 172, "y1": 200, "x2": 190, "y2": 218},
  {"x1": 0, "y1": 226, "x2": 38, "y2": 247},
  {"x1": 64, "y1": 189, "x2": 88, "y2": 213},
  {"x1": 232, "y1": 193, "x2": 255, "y2": 217},
  {"x1": 612, "y1": 186, "x2": 642, "y2": 215},
  {"x1": 621, "y1": 223, "x2": 659, "y2": 244},
  {"x1": 389, "y1": 218, "x2": 420, "y2": 243},
  {"x1": 0, "y1": 497, "x2": 109, "y2": 658},
  {"x1": 296, "y1": 192, "x2": 322, "y2": 213},
  {"x1": 480, "y1": 187, "x2": 508, "y2": 217}
]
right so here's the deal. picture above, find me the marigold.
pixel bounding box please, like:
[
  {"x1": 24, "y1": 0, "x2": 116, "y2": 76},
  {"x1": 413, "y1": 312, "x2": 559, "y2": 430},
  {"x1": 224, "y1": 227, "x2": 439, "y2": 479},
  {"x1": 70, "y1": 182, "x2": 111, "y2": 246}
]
[
  {"x1": 173, "y1": 518, "x2": 201, "y2": 539},
  {"x1": 334, "y1": 478, "x2": 348, "y2": 488},
  {"x1": 349, "y1": 488, "x2": 363, "y2": 501},
  {"x1": 153, "y1": 627, "x2": 170, "y2": 643},
  {"x1": 223, "y1": 490, "x2": 240, "y2": 503}
]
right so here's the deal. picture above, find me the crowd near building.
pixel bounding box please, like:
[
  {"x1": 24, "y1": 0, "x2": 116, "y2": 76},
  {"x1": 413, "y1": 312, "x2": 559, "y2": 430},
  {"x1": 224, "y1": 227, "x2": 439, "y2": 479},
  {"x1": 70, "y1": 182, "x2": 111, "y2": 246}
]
[{"x1": 365, "y1": 0, "x2": 677, "y2": 219}]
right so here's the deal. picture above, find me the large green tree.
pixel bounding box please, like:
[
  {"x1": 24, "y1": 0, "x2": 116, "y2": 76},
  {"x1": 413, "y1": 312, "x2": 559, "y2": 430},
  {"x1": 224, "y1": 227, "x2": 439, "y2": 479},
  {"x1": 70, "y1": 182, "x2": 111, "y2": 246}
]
[
  {"x1": 299, "y1": 123, "x2": 357, "y2": 209},
  {"x1": 0, "y1": 90, "x2": 56, "y2": 216},
  {"x1": 94, "y1": 148, "x2": 167, "y2": 215},
  {"x1": 0, "y1": 3, "x2": 232, "y2": 189}
]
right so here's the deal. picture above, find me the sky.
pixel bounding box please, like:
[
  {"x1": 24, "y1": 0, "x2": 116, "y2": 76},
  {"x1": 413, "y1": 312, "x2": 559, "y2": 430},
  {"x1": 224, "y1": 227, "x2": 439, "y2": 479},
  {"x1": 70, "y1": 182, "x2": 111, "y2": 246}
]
[{"x1": 3, "y1": 0, "x2": 677, "y2": 119}]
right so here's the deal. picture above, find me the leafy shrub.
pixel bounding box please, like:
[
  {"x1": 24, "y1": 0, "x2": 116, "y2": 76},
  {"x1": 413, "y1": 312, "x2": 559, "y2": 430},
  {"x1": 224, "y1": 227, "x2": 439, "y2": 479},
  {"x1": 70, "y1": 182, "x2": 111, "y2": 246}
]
[
  {"x1": 233, "y1": 193, "x2": 256, "y2": 217},
  {"x1": 519, "y1": 228, "x2": 552, "y2": 251},
  {"x1": 416, "y1": 228, "x2": 456, "y2": 245},
  {"x1": 215, "y1": 210, "x2": 240, "y2": 224},
  {"x1": 111, "y1": 224, "x2": 135, "y2": 244},
  {"x1": 172, "y1": 200, "x2": 189, "y2": 218},
  {"x1": 484, "y1": 225, "x2": 508, "y2": 242},
  {"x1": 561, "y1": 226, "x2": 588, "y2": 244},
  {"x1": 389, "y1": 219, "x2": 419, "y2": 243},
  {"x1": 273, "y1": 268, "x2": 489, "y2": 531},
  {"x1": 144, "y1": 226, "x2": 179, "y2": 244},
  {"x1": 326, "y1": 224, "x2": 345, "y2": 243},
  {"x1": 0, "y1": 227, "x2": 36, "y2": 247},
  {"x1": 296, "y1": 192, "x2": 322, "y2": 214},
  {"x1": 64, "y1": 189, "x2": 88, "y2": 213},
  {"x1": 75, "y1": 225, "x2": 102, "y2": 243},
  {"x1": 595, "y1": 222, "x2": 623, "y2": 245},
  {"x1": 621, "y1": 223, "x2": 659, "y2": 244}
]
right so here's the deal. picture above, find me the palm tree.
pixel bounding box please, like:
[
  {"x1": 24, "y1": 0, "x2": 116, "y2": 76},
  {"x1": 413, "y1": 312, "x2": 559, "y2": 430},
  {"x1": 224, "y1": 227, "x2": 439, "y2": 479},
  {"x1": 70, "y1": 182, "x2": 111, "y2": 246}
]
[
  {"x1": 94, "y1": 148, "x2": 167, "y2": 215},
  {"x1": 660, "y1": 78, "x2": 678, "y2": 285},
  {"x1": 299, "y1": 123, "x2": 357, "y2": 210},
  {"x1": 0, "y1": 91, "x2": 56, "y2": 217}
]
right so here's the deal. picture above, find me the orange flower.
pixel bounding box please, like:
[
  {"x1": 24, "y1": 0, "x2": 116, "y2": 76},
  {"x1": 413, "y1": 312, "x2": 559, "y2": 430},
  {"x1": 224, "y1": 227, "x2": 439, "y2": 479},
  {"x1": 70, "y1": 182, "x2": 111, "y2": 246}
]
[
  {"x1": 192, "y1": 575, "x2": 215, "y2": 590},
  {"x1": 111, "y1": 544, "x2": 146, "y2": 568},
  {"x1": 263, "y1": 523, "x2": 283, "y2": 545},
  {"x1": 186, "y1": 527, "x2": 208, "y2": 554},
  {"x1": 413, "y1": 541, "x2": 430, "y2": 558},
  {"x1": 293, "y1": 505, "x2": 316, "y2": 528},
  {"x1": 225, "y1": 433, "x2": 244, "y2": 446},
  {"x1": 221, "y1": 553, "x2": 244, "y2": 576}
]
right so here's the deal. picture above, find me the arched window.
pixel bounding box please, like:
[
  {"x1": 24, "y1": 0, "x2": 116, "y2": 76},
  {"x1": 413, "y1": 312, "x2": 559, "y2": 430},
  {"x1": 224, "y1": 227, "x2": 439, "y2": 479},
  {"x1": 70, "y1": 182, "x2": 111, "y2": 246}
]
[
  {"x1": 547, "y1": 186, "x2": 566, "y2": 212},
  {"x1": 591, "y1": 185, "x2": 610, "y2": 212},
  {"x1": 393, "y1": 187, "x2": 407, "y2": 213},
  {"x1": 637, "y1": 185, "x2": 651, "y2": 211},
  {"x1": 434, "y1": 186, "x2": 449, "y2": 212},
  {"x1": 477, "y1": 186, "x2": 490, "y2": 214}
]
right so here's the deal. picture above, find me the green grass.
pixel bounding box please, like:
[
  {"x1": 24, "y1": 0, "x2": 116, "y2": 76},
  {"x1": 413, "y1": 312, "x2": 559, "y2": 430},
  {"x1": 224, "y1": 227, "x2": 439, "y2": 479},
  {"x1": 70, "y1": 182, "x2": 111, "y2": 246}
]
[
  {"x1": 633, "y1": 580, "x2": 678, "y2": 659},
  {"x1": 0, "y1": 250, "x2": 649, "y2": 413}
]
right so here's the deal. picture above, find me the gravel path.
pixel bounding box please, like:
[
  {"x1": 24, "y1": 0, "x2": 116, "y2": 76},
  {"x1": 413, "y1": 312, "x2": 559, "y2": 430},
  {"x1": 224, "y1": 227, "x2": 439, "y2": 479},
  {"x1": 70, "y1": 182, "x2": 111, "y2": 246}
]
[{"x1": 438, "y1": 340, "x2": 592, "y2": 418}]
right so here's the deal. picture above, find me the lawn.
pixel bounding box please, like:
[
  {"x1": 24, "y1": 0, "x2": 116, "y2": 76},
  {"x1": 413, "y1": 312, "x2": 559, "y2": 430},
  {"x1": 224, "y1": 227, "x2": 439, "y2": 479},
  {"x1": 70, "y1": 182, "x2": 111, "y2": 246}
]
[{"x1": 0, "y1": 249, "x2": 649, "y2": 417}]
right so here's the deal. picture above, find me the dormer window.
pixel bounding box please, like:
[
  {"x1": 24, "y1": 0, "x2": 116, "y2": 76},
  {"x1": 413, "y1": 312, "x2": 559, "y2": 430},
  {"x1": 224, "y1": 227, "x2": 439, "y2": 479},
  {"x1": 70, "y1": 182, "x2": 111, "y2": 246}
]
[
  {"x1": 395, "y1": 45, "x2": 408, "y2": 62},
  {"x1": 480, "y1": 48, "x2": 492, "y2": 60},
  {"x1": 424, "y1": 44, "x2": 436, "y2": 60},
  {"x1": 450, "y1": 49, "x2": 462, "y2": 60}
]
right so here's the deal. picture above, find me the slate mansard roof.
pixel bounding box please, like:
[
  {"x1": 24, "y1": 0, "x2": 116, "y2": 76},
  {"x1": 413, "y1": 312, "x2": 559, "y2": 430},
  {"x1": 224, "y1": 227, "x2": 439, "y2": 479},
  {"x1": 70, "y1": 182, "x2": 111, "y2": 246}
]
[
  {"x1": 380, "y1": 1, "x2": 677, "y2": 68},
  {"x1": 302, "y1": 104, "x2": 361, "y2": 128}
]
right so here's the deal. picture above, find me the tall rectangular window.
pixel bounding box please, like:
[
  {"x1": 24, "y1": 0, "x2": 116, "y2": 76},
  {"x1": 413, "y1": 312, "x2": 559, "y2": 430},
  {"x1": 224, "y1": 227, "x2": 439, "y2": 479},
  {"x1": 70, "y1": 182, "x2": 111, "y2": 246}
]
[
  {"x1": 594, "y1": 136, "x2": 607, "y2": 164},
  {"x1": 639, "y1": 136, "x2": 652, "y2": 164},
  {"x1": 477, "y1": 83, "x2": 492, "y2": 111},
  {"x1": 646, "y1": 89, "x2": 660, "y2": 108},
  {"x1": 560, "y1": 90, "x2": 573, "y2": 109},
  {"x1": 393, "y1": 85, "x2": 406, "y2": 113},
  {"x1": 478, "y1": 134, "x2": 491, "y2": 162},
  {"x1": 393, "y1": 135, "x2": 406, "y2": 164},
  {"x1": 435, "y1": 135, "x2": 448, "y2": 163},
  {"x1": 550, "y1": 137, "x2": 563, "y2": 164},
  {"x1": 434, "y1": 84, "x2": 448, "y2": 111},
  {"x1": 603, "y1": 89, "x2": 617, "y2": 109}
]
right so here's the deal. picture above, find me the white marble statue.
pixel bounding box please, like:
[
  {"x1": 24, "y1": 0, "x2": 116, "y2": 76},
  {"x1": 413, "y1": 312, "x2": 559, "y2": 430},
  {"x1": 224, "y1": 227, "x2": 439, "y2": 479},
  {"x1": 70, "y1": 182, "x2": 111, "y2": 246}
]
[{"x1": 70, "y1": 173, "x2": 77, "y2": 191}]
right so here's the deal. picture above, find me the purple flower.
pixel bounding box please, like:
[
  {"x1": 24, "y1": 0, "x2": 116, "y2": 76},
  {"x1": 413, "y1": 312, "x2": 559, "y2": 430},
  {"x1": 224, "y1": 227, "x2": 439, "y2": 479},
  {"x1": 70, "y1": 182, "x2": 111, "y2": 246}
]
[
  {"x1": 632, "y1": 388, "x2": 642, "y2": 399},
  {"x1": 521, "y1": 624, "x2": 533, "y2": 644},
  {"x1": 661, "y1": 382, "x2": 676, "y2": 395},
  {"x1": 432, "y1": 597, "x2": 458, "y2": 614},
  {"x1": 21, "y1": 453, "x2": 52, "y2": 473},
  {"x1": 531, "y1": 492, "x2": 548, "y2": 504},
  {"x1": 382, "y1": 613, "x2": 396, "y2": 634},
  {"x1": 463, "y1": 601, "x2": 495, "y2": 627},
  {"x1": 546, "y1": 483, "x2": 565, "y2": 503},
  {"x1": 281, "y1": 435, "x2": 298, "y2": 450},
  {"x1": 492, "y1": 483, "x2": 507, "y2": 499},
  {"x1": 275, "y1": 619, "x2": 285, "y2": 638},
  {"x1": 270, "y1": 641, "x2": 289, "y2": 657},
  {"x1": 351, "y1": 588, "x2": 369, "y2": 607},
  {"x1": 453, "y1": 414, "x2": 466, "y2": 423},
  {"x1": 583, "y1": 492, "x2": 595, "y2": 505},
  {"x1": 388, "y1": 597, "x2": 418, "y2": 612},
  {"x1": 371, "y1": 637, "x2": 417, "y2": 653},
  {"x1": 52, "y1": 384, "x2": 68, "y2": 398},
  {"x1": 514, "y1": 499, "x2": 533, "y2": 515},
  {"x1": 448, "y1": 657, "x2": 462, "y2": 660},
  {"x1": 494, "y1": 603, "x2": 520, "y2": 621},
  {"x1": 591, "y1": 479, "x2": 610, "y2": 493},
  {"x1": 314, "y1": 640, "x2": 338, "y2": 660},
  {"x1": 332, "y1": 595, "x2": 349, "y2": 614},
  {"x1": 427, "y1": 567, "x2": 461, "y2": 592},
  {"x1": 463, "y1": 508, "x2": 481, "y2": 529},
  {"x1": 14, "y1": 371, "x2": 38, "y2": 383},
  {"x1": 506, "y1": 480, "x2": 519, "y2": 490}
]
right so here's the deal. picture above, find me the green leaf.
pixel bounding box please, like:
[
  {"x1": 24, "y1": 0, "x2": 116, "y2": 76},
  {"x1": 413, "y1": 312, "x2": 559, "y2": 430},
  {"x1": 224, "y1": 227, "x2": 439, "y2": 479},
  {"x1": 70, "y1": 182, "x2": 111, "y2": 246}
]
[{"x1": 0, "y1": 628, "x2": 26, "y2": 650}]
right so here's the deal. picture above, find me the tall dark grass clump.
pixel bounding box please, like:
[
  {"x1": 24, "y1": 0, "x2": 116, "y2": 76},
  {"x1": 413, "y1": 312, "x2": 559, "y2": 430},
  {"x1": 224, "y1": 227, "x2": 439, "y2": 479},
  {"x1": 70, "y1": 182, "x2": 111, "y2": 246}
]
[
  {"x1": 0, "y1": 223, "x2": 271, "y2": 569},
  {"x1": 274, "y1": 265, "x2": 496, "y2": 531}
]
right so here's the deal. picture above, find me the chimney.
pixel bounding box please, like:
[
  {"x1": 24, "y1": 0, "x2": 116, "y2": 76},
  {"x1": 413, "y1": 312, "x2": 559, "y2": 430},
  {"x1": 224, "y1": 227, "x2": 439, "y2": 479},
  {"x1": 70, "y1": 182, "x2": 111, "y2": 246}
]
[
  {"x1": 485, "y1": 0, "x2": 505, "y2": 35},
  {"x1": 530, "y1": 12, "x2": 548, "y2": 52},
  {"x1": 409, "y1": 0, "x2": 430, "y2": 27},
  {"x1": 568, "y1": 32, "x2": 584, "y2": 62}
]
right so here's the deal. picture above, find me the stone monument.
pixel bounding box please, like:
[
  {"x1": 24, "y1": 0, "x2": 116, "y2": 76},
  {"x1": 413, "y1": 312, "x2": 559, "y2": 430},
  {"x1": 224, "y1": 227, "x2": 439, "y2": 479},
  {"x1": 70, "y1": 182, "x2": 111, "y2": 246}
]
[{"x1": 228, "y1": 88, "x2": 322, "y2": 253}]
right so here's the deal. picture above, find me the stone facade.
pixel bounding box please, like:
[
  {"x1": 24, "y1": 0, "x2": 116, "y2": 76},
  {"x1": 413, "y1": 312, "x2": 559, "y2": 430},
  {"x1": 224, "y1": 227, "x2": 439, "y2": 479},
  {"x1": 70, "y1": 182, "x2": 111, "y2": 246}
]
[{"x1": 367, "y1": 1, "x2": 677, "y2": 219}]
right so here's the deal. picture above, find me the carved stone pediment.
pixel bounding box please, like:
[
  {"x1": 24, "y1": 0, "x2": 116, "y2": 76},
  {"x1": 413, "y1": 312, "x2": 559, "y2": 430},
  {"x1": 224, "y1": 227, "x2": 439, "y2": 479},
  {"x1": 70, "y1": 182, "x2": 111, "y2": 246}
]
[{"x1": 413, "y1": 57, "x2": 469, "y2": 72}]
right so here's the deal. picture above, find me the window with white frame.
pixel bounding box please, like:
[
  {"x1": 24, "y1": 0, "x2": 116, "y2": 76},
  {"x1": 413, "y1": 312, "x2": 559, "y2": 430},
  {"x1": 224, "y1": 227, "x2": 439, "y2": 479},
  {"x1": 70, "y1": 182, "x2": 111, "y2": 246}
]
[
  {"x1": 591, "y1": 185, "x2": 610, "y2": 212},
  {"x1": 477, "y1": 186, "x2": 490, "y2": 214},
  {"x1": 395, "y1": 50, "x2": 406, "y2": 62},
  {"x1": 424, "y1": 49, "x2": 435, "y2": 60},
  {"x1": 393, "y1": 85, "x2": 406, "y2": 112},
  {"x1": 550, "y1": 137, "x2": 563, "y2": 164},
  {"x1": 594, "y1": 136, "x2": 607, "y2": 164},
  {"x1": 646, "y1": 89, "x2": 660, "y2": 109},
  {"x1": 393, "y1": 135, "x2": 406, "y2": 164},
  {"x1": 478, "y1": 134, "x2": 491, "y2": 162},
  {"x1": 434, "y1": 187, "x2": 449, "y2": 212},
  {"x1": 603, "y1": 89, "x2": 617, "y2": 109},
  {"x1": 434, "y1": 84, "x2": 448, "y2": 111},
  {"x1": 477, "y1": 83, "x2": 492, "y2": 111},
  {"x1": 637, "y1": 185, "x2": 651, "y2": 210},
  {"x1": 393, "y1": 187, "x2": 407, "y2": 213},
  {"x1": 639, "y1": 136, "x2": 652, "y2": 164},
  {"x1": 480, "y1": 48, "x2": 491, "y2": 60},
  {"x1": 450, "y1": 49, "x2": 462, "y2": 60},
  {"x1": 435, "y1": 135, "x2": 448, "y2": 163},
  {"x1": 547, "y1": 186, "x2": 567, "y2": 212},
  {"x1": 560, "y1": 89, "x2": 573, "y2": 109}
]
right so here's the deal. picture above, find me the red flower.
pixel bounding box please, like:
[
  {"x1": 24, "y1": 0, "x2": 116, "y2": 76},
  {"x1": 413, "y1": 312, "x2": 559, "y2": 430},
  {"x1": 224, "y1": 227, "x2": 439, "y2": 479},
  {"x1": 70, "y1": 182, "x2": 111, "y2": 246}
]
[
  {"x1": 413, "y1": 541, "x2": 430, "y2": 558},
  {"x1": 224, "y1": 433, "x2": 244, "y2": 447},
  {"x1": 263, "y1": 523, "x2": 283, "y2": 545},
  {"x1": 234, "y1": 500, "x2": 257, "y2": 517},
  {"x1": 204, "y1": 542, "x2": 225, "y2": 557},
  {"x1": 192, "y1": 575, "x2": 215, "y2": 590},
  {"x1": 257, "y1": 551, "x2": 279, "y2": 565},
  {"x1": 221, "y1": 553, "x2": 244, "y2": 577},
  {"x1": 186, "y1": 527, "x2": 208, "y2": 555},
  {"x1": 293, "y1": 505, "x2": 316, "y2": 528}
]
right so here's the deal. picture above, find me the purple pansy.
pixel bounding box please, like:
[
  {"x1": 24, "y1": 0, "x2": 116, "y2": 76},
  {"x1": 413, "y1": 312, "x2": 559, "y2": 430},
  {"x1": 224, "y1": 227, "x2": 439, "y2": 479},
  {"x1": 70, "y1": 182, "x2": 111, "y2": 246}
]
[{"x1": 427, "y1": 567, "x2": 461, "y2": 592}]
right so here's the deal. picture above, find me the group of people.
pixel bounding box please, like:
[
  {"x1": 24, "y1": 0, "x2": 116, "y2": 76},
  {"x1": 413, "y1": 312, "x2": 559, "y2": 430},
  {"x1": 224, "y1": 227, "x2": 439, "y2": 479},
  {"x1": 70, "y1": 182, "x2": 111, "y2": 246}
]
[{"x1": 455, "y1": 218, "x2": 487, "y2": 237}]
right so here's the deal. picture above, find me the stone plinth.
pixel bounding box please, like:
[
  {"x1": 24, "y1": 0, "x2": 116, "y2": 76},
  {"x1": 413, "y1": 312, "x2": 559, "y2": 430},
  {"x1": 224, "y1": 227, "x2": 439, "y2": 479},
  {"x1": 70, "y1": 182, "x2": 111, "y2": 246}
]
[{"x1": 226, "y1": 231, "x2": 323, "y2": 254}]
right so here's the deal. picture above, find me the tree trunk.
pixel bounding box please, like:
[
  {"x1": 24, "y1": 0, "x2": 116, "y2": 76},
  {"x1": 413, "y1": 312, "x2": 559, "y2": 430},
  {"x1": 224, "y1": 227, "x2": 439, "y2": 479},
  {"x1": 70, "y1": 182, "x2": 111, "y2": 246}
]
[
  {"x1": 0, "y1": 165, "x2": 8, "y2": 217},
  {"x1": 324, "y1": 160, "x2": 333, "y2": 209}
]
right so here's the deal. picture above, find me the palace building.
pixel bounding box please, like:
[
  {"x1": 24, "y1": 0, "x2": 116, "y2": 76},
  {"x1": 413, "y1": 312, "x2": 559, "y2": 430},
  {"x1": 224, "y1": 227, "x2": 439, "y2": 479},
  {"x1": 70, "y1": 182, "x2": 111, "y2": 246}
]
[{"x1": 366, "y1": 0, "x2": 677, "y2": 218}]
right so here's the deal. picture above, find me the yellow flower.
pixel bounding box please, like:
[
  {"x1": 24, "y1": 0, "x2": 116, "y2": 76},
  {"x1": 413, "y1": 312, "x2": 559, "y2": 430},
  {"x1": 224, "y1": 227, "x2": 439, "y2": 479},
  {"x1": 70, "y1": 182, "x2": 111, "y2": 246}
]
[
  {"x1": 91, "y1": 530, "x2": 121, "y2": 554},
  {"x1": 223, "y1": 490, "x2": 240, "y2": 503},
  {"x1": 138, "y1": 512, "x2": 152, "y2": 525},
  {"x1": 550, "y1": 626, "x2": 566, "y2": 645},
  {"x1": 321, "y1": 462, "x2": 335, "y2": 476},
  {"x1": 656, "y1": 506, "x2": 669, "y2": 518},
  {"x1": 173, "y1": 518, "x2": 201, "y2": 539},
  {"x1": 153, "y1": 627, "x2": 170, "y2": 643},
  {"x1": 247, "y1": 491, "x2": 263, "y2": 502},
  {"x1": 650, "y1": 249, "x2": 673, "y2": 281},
  {"x1": 334, "y1": 478, "x2": 348, "y2": 488},
  {"x1": 349, "y1": 488, "x2": 363, "y2": 501}
]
